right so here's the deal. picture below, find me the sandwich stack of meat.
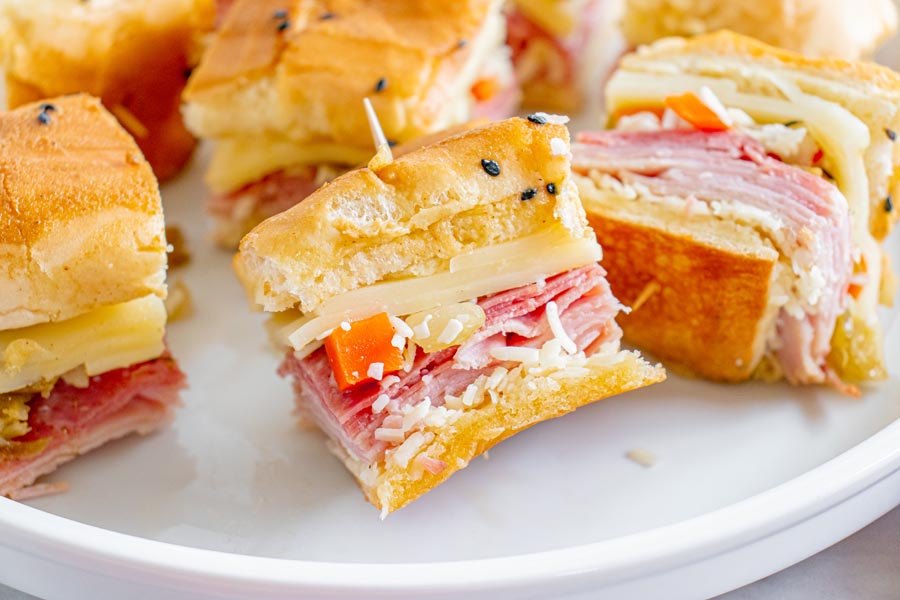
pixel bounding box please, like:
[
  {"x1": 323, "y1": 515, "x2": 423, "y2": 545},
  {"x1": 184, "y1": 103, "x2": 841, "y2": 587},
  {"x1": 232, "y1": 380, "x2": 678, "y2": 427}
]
[
  {"x1": 235, "y1": 116, "x2": 665, "y2": 516},
  {"x1": 573, "y1": 32, "x2": 900, "y2": 389},
  {"x1": 184, "y1": 0, "x2": 520, "y2": 246},
  {"x1": 0, "y1": 96, "x2": 185, "y2": 499}
]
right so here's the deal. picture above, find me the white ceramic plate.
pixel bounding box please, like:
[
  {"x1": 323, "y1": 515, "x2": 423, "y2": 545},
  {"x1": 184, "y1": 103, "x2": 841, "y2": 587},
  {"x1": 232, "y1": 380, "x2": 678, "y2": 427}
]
[{"x1": 2, "y1": 64, "x2": 900, "y2": 600}]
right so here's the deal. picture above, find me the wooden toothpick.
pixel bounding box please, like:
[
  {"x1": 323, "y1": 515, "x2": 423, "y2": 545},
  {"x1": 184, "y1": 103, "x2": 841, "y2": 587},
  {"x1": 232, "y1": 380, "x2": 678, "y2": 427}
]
[{"x1": 363, "y1": 97, "x2": 393, "y2": 168}]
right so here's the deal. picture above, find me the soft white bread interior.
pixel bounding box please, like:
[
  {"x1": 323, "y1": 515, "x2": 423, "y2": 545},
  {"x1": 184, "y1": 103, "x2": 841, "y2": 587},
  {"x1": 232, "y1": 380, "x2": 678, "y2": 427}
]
[
  {"x1": 184, "y1": 0, "x2": 506, "y2": 193},
  {"x1": 236, "y1": 117, "x2": 590, "y2": 315},
  {"x1": 0, "y1": 95, "x2": 168, "y2": 331},
  {"x1": 338, "y1": 351, "x2": 664, "y2": 516},
  {"x1": 622, "y1": 0, "x2": 898, "y2": 60},
  {"x1": 0, "y1": 0, "x2": 215, "y2": 181}
]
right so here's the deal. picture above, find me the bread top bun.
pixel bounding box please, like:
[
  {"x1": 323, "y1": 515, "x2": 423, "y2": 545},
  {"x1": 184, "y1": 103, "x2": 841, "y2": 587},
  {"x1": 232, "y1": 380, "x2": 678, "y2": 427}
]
[
  {"x1": 622, "y1": 0, "x2": 897, "y2": 60},
  {"x1": 236, "y1": 117, "x2": 589, "y2": 314},
  {"x1": 609, "y1": 30, "x2": 900, "y2": 242},
  {"x1": 0, "y1": 95, "x2": 167, "y2": 331},
  {"x1": 0, "y1": 0, "x2": 213, "y2": 94},
  {"x1": 184, "y1": 0, "x2": 504, "y2": 149}
]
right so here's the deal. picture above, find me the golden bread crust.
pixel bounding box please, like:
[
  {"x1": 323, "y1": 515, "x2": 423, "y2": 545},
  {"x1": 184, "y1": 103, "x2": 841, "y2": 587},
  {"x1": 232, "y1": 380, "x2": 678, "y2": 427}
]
[
  {"x1": 236, "y1": 118, "x2": 589, "y2": 313},
  {"x1": 622, "y1": 0, "x2": 898, "y2": 60},
  {"x1": 0, "y1": 95, "x2": 167, "y2": 330},
  {"x1": 359, "y1": 352, "x2": 665, "y2": 515},
  {"x1": 0, "y1": 0, "x2": 215, "y2": 181},
  {"x1": 184, "y1": 0, "x2": 502, "y2": 149},
  {"x1": 586, "y1": 208, "x2": 777, "y2": 382}
]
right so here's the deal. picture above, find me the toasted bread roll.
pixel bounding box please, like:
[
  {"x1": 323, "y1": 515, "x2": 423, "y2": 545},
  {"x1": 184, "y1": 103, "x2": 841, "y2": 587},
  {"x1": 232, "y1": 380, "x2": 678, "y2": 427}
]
[
  {"x1": 237, "y1": 117, "x2": 664, "y2": 515},
  {"x1": 622, "y1": 0, "x2": 897, "y2": 59},
  {"x1": 0, "y1": 0, "x2": 215, "y2": 181}
]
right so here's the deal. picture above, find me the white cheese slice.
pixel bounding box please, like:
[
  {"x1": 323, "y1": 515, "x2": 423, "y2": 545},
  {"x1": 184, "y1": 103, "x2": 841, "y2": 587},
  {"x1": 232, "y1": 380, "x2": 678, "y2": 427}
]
[
  {"x1": 0, "y1": 295, "x2": 167, "y2": 394},
  {"x1": 283, "y1": 226, "x2": 602, "y2": 352}
]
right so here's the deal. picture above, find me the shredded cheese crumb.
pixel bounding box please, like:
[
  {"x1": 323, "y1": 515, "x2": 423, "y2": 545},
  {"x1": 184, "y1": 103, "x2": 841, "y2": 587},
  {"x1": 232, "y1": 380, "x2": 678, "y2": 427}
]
[
  {"x1": 374, "y1": 427, "x2": 405, "y2": 443},
  {"x1": 412, "y1": 314, "x2": 432, "y2": 340},
  {"x1": 437, "y1": 318, "x2": 464, "y2": 344},
  {"x1": 490, "y1": 346, "x2": 540, "y2": 365},
  {"x1": 389, "y1": 316, "x2": 414, "y2": 338},
  {"x1": 340, "y1": 321, "x2": 351, "y2": 331},
  {"x1": 372, "y1": 394, "x2": 390, "y2": 413},
  {"x1": 545, "y1": 301, "x2": 576, "y2": 354},
  {"x1": 550, "y1": 137, "x2": 569, "y2": 156},
  {"x1": 367, "y1": 362, "x2": 385, "y2": 381},
  {"x1": 625, "y1": 449, "x2": 656, "y2": 468}
]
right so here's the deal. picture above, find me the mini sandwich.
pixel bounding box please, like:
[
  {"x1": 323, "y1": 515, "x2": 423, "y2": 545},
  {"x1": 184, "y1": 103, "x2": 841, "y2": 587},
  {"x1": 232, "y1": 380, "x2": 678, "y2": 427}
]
[
  {"x1": 621, "y1": 0, "x2": 897, "y2": 59},
  {"x1": 0, "y1": 95, "x2": 185, "y2": 499},
  {"x1": 235, "y1": 116, "x2": 664, "y2": 516},
  {"x1": 184, "y1": 0, "x2": 518, "y2": 247},
  {"x1": 572, "y1": 32, "x2": 900, "y2": 388},
  {"x1": 506, "y1": 0, "x2": 625, "y2": 112},
  {"x1": 0, "y1": 0, "x2": 215, "y2": 182}
]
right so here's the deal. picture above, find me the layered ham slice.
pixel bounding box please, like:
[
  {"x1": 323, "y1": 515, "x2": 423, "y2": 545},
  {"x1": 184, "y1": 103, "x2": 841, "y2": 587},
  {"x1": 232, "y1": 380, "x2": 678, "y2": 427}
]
[
  {"x1": 572, "y1": 129, "x2": 853, "y2": 384},
  {"x1": 1, "y1": 356, "x2": 185, "y2": 497},
  {"x1": 279, "y1": 263, "x2": 621, "y2": 463},
  {"x1": 209, "y1": 167, "x2": 323, "y2": 246}
]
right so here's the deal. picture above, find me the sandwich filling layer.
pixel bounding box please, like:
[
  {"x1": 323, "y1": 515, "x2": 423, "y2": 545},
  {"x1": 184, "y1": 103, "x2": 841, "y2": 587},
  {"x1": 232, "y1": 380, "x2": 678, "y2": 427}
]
[
  {"x1": 279, "y1": 263, "x2": 623, "y2": 468},
  {"x1": 0, "y1": 355, "x2": 185, "y2": 495},
  {"x1": 573, "y1": 129, "x2": 853, "y2": 384},
  {"x1": 0, "y1": 295, "x2": 167, "y2": 395}
]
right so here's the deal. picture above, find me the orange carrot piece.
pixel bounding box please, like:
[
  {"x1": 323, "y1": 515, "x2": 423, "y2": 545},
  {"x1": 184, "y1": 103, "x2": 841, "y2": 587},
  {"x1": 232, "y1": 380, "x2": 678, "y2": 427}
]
[
  {"x1": 471, "y1": 78, "x2": 499, "y2": 102},
  {"x1": 664, "y1": 92, "x2": 729, "y2": 132},
  {"x1": 324, "y1": 313, "x2": 404, "y2": 391}
]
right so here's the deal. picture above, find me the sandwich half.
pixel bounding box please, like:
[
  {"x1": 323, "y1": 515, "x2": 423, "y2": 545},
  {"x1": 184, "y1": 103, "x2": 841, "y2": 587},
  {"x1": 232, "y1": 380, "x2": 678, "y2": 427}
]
[
  {"x1": 0, "y1": 95, "x2": 185, "y2": 499},
  {"x1": 506, "y1": 0, "x2": 625, "y2": 112},
  {"x1": 621, "y1": 0, "x2": 898, "y2": 59},
  {"x1": 573, "y1": 32, "x2": 900, "y2": 387},
  {"x1": 184, "y1": 0, "x2": 519, "y2": 247},
  {"x1": 235, "y1": 117, "x2": 664, "y2": 516},
  {"x1": 0, "y1": 0, "x2": 215, "y2": 182}
]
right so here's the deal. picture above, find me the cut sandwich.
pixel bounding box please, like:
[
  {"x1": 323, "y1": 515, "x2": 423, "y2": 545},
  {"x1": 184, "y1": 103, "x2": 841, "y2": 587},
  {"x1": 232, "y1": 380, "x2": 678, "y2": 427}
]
[
  {"x1": 621, "y1": 0, "x2": 897, "y2": 59},
  {"x1": 506, "y1": 0, "x2": 625, "y2": 112},
  {"x1": 235, "y1": 116, "x2": 665, "y2": 516},
  {"x1": 572, "y1": 31, "x2": 900, "y2": 387},
  {"x1": 184, "y1": 0, "x2": 519, "y2": 247},
  {"x1": 0, "y1": 0, "x2": 215, "y2": 182},
  {"x1": 0, "y1": 95, "x2": 185, "y2": 498}
]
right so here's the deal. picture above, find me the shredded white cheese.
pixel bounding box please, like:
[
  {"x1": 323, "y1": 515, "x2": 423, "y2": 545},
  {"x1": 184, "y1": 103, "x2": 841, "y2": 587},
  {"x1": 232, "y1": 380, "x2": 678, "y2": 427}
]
[
  {"x1": 367, "y1": 362, "x2": 385, "y2": 381},
  {"x1": 545, "y1": 301, "x2": 577, "y2": 354},
  {"x1": 389, "y1": 316, "x2": 414, "y2": 339},
  {"x1": 339, "y1": 321, "x2": 351, "y2": 332},
  {"x1": 550, "y1": 137, "x2": 569, "y2": 156},
  {"x1": 490, "y1": 346, "x2": 541, "y2": 365},
  {"x1": 372, "y1": 393, "x2": 391, "y2": 413},
  {"x1": 437, "y1": 318, "x2": 464, "y2": 345},
  {"x1": 412, "y1": 314, "x2": 432, "y2": 340},
  {"x1": 374, "y1": 427, "x2": 405, "y2": 443}
]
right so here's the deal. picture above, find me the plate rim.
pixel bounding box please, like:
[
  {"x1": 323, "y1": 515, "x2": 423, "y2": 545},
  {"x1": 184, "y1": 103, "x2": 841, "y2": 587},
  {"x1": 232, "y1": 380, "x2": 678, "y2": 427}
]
[{"x1": 1, "y1": 415, "x2": 898, "y2": 595}]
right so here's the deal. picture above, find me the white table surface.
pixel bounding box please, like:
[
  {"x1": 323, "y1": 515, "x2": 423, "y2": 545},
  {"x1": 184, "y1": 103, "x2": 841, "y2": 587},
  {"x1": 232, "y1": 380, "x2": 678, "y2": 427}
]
[{"x1": 2, "y1": 505, "x2": 898, "y2": 599}]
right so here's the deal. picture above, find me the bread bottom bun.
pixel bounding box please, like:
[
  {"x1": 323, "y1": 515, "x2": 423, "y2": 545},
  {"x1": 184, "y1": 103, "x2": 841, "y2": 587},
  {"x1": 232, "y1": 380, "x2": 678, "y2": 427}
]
[{"x1": 327, "y1": 351, "x2": 664, "y2": 517}]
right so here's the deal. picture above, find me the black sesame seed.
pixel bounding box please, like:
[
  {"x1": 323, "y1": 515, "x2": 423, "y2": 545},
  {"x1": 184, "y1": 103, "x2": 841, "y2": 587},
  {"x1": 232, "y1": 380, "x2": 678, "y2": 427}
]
[
  {"x1": 457, "y1": 39, "x2": 468, "y2": 49},
  {"x1": 887, "y1": 128, "x2": 897, "y2": 142},
  {"x1": 526, "y1": 113, "x2": 547, "y2": 125},
  {"x1": 480, "y1": 159, "x2": 500, "y2": 177},
  {"x1": 273, "y1": 9, "x2": 288, "y2": 19},
  {"x1": 182, "y1": 67, "x2": 194, "y2": 80},
  {"x1": 886, "y1": 194, "x2": 894, "y2": 213},
  {"x1": 37, "y1": 111, "x2": 51, "y2": 125},
  {"x1": 784, "y1": 120, "x2": 801, "y2": 127},
  {"x1": 39, "y1": 103, "x2": 56, "y2": 112},
  {"x1": 546, "y1": 182, "x2": 557, "y2": 195},
  {"x1": 374, "y1": 77, "x2": 388, "y2": 93},
  {"x1": 276, "y1": 19, "x2": 290, "y2": 32},
  {"x1": 387, "y1": 139, "x2": 397, "y2": 148},
  {"x1": 320, "y1": 12, "x2": 336, "y2": 20},
  {"x1": 521, "y1": 188, "x2": 538, "y2": 201}
]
